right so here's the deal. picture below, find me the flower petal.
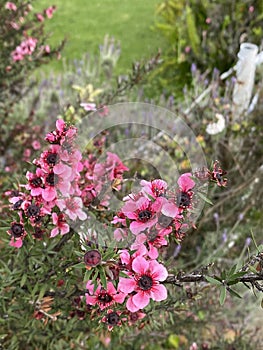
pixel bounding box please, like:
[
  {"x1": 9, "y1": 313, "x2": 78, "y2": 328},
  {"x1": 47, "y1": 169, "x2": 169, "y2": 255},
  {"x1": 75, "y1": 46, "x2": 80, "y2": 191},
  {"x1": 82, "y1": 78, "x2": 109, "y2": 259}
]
[
  {"x1": 161, "y1": 202, "x2": 179, "y2": 218},
  {"x1": 132, "y1": 292, "x2": 150, "y2": 309},
  {"x1": 149, "y1": 260, "x2": 168, "y2": 281},
  {"x1": 126, "y1": 296, "x2": 139, "y2": 312},
  {"x1": 150, "y1": 284, "x2": 167, "y2": 301},
  {"x1": 132, "y1": 256, "x2": 149, "y2": 274},
  {"x1": 118, "y1": 277, "x2": 136, "y2": 294}
]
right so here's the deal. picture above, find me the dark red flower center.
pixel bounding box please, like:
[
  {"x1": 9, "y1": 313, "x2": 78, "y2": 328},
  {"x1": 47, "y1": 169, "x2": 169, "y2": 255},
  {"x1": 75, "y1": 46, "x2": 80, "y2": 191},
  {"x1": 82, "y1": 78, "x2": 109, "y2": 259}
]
[
  {"x1": 176, "y1": 191, "x2": 191, "y2": 208},
  {"x1": 26, "y1": 204, "x2": 40, "y2": 217},
  {"x1": 138, "y1": 275, "x2": 153, "y2": 291},
  {"x1": 130, "y1": 312, "x2": 139, "y2": 322},
  {"x1": 107, "y1": 312, "x2": 120, "y2": 325},
  {"x1": 30, "y1": 177, "x2": 42, "y2": 188},
  {"x1": 46, "y1": 152, "x2": 59, "y2": 165},
  {"x1": 11, "y1": 223, "x2": 24, "y2": 238},
  {"x1": 98, "y1": 292, "x2": 113, "y2": 304},
  {"x1": 138, "y1": 209, "x2": 152, "y2": 222},
  {"x1": 46, "y1": 173, "x2": 59, "y2": 186}
]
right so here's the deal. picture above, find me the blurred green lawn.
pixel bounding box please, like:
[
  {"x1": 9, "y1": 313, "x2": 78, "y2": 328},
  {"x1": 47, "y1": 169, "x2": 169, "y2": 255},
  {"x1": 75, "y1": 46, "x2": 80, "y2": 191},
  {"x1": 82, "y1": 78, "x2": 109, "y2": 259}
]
[{"x1": 37, "y1": 0, "x2": 164, "y2": 74}]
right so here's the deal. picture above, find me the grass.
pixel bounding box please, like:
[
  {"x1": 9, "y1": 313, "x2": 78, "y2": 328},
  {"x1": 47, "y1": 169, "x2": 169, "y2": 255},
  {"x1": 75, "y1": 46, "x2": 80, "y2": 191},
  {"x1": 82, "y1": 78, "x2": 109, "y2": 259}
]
[{"x1": 36, "y1": 0, "x2": 164, "y2": 74}]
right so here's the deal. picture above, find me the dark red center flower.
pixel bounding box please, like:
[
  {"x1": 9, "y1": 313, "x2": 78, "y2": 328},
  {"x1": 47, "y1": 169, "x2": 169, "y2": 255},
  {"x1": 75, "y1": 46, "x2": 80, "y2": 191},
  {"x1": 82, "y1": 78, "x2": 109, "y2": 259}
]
[
  {"x1": 30, "y1": 177, "x2": 42, "y2": 188},
  {"x1": 138, "y1": 275, "x2": 153, "y2": 291},
  {"x1": 98, "y1": 292, "x2": 113, "y2": 304},
  {"x1": 46, "y1": 173, "x2": 59, "y2": 186},
  {"x1": 11, "y1": 223, "x2": 24, "y2": 238},
  {"x1": 138, "y1": 210, "x2": 152, "y2": 222},
  {"x1": 26, "y1": 204, "x2": 40, "y2": 217},
  {"x1": 176, "y1": 191, "x2": 192, "y2": 209},
  {"x1": 107, "y1": 312, "x2": 120, "y2": 325},
  {"x1": 46, "y1": 152, "x2": 59, "y2": 165}
]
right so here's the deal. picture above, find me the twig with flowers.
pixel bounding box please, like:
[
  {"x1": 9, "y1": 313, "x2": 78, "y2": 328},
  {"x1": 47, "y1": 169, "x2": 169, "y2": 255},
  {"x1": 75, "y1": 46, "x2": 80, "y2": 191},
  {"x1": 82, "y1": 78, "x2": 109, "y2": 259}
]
[{"x1": 3, "y1": 118, "x2": 262, "y2": 331}]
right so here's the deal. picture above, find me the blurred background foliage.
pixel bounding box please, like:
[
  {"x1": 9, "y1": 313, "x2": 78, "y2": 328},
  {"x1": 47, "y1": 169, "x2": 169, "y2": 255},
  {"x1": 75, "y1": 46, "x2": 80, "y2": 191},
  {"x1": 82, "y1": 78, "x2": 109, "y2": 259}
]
[{"x1": 0, "y1": 0, "x2": 263, "y2": 349}]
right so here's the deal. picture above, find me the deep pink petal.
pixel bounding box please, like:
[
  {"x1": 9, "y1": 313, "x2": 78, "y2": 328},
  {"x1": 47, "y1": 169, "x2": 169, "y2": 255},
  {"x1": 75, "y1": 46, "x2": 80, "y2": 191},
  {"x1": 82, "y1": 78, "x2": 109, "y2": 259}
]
[
  {"x1": 132, "y1": 256, "x2": 149, "y2": 274},
  {"x1": 132, "y1": 292, "x2": 150, "y2": 309},
  {"x1": 107, "y1": 282, "x2": 116, "y2": 295},
  {"x1": 60, "y1": 224, "x2": 69, "y2": 235},
  {"x1": 42, "y1": 187, "x2": 56, "y2": 201},
  {"x1": 178, "y1": 173, "x2": 195, "y2": 191},
  {"x1": 85, "y1": 294, "x2": 96, "y2": 305},
  {"x1": 150, "y1": 284, "x2": 167, "y2": 301},
  {"x1": 118, "y1": 277, "x2": 136, "y2": 294}
]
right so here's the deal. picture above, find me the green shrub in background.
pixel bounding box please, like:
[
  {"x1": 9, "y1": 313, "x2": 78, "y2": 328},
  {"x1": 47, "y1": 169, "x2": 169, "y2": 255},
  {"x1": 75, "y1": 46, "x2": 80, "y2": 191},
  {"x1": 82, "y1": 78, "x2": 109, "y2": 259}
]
[{"x1": 150, "y1": 0, "x2": 263, "y2": 96}]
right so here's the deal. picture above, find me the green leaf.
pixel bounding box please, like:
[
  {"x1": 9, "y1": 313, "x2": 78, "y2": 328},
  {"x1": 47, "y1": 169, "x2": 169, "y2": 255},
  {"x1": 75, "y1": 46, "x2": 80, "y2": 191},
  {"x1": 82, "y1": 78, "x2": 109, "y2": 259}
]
[
  {"x1": 197, "y1": 191, "x2": 213, "y2": 205},
  {"x1": 99, "y1": 267, "x2": 107, "y2": 290},
  {"x1": 219, "y1": 286, "x2": 226, "y2": 305},
  {"x1": 227, "y1": 287, "x2": 242, "y2": 299},
  {"x1": 206, "y1": 276, "x2": 222, "y2": 286},
  {"x1": 168, "y1": 334, "x2": 180, "y2": 348},
  {"x1": 20, "y1": 273, "x2": 27, "y2": 288}
]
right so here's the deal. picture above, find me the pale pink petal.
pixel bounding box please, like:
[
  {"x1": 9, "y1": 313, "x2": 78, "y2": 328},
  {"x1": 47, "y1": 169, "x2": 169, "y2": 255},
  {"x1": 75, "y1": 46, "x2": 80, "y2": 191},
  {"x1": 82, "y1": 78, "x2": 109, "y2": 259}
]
[
  {"x1": 50, "y1": 227, "x2": 59, "y2": 237},
  {"x1": 161, "y1": 202, "x2": 179, "y2": 218},
  {"x1": 126, "y1": 296, "x2": 139, "y2": 312},
  {"x1": 76, "y1": 209, "x2": 87, "y2": 221},
  {"x1": 118, "y1": 277, "x2": 136, "y2": 294},
  {"x1": 31, "y1": 188, "x2": 42, "y2": 196},
  {"x1": 150, "y1": 284, "x2": 167, "y2": 301},
  {"x1": 130, "y1": 218, "x2": 157, "y2": 235},
  {"x1": 148, "y1": 245, "x2": 159, "y2": 259},
  {"x1": 42, "y1": 187, "x2": 56, "y2": 201},
  {"x1": 149, "y1": 260, "x2": 168, "y2": 281},
  {"x1": 60, "y1": 224, "x2": 69, "y2": 235},
  {"x1": 114, "y1": 292, "x2": 126, "y2": 304},
  {"x1": 132, "y1": 256, "x2": 149, "y2": 274},
  {"x1": 132, "y1": 292, "x2": 150, "y2": 309},
  {"x1": 56, "y1": 119, "x2": 65, "y2": 132}
]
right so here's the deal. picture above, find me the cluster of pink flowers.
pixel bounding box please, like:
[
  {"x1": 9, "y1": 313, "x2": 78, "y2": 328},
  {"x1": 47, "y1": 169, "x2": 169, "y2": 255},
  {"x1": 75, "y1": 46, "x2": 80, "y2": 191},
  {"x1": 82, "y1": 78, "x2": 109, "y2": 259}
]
[
  {"x1": 113, "y1": 174, "x2": 196, "y2": 254},
  {"x1": 6, "y1": 119, "x2": 87, "y2": 247},
  {"x1": 5, "y1": 118, "x2": 227, "y2": 330},
  {"x1": 36, "y1": 5, "x2": 56, "y2": 22},
  {"x1": 11, "y1": 37, "x2": 38, "y2": 61},
  {"x1": 5, "y1": 2, "x2": 17, "y2": 11}
]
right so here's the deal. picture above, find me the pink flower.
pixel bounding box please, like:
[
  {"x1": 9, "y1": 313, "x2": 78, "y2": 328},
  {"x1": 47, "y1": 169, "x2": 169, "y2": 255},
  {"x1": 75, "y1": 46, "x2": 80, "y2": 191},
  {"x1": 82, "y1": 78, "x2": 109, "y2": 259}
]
[
  {"x1": 5, "y1": 2, "x2": 17, "y2": 11},
  {"x1": 45, "y1": 6, "x2": 56, "y2": 19},
  {"x1": 101, "y1": 309, "x2": 123, "y2": 331},
  {"x1": 36, "y1": 13, "x2": 44, "y2": 22},
  {"x1": 26, "y1": 169, "x2": 44, "y2": 196},
  {"x1": 118, "y1": 256, "x2": 168, "y2": 312},
  {"x1": 140, "y1": 179, "x2": 167, "y2": 199},
  {"x1": 85, "y1": 281, "x2": 126, "y2": 310},
  {"x1": 80, "y1": 102, "x2": 97, "y2": 111},
  {"x1": 127, "y1": 310, "x2": 146, "y2": 326},
  {"x1": 42, "y1": 171, "x2": 71, "y2": 202},
  {"x1": 7, "y1": 222, "x2": 26, "y2": 248},
  {"x1": 56, "y1": 197, "x2": 87, "y2": 221},
  {"x1": 32, "y1": 140, "x2": 41, "y2": 150},
  {"x1": 162, "y1": 173, "x2": 195, "y2": 217},
  {"x1": 51, "y1": 213, "x2": 69, "y2": 237},
  {"x1": 122, "y1": 196, "x2": 163, "y2": 235}
]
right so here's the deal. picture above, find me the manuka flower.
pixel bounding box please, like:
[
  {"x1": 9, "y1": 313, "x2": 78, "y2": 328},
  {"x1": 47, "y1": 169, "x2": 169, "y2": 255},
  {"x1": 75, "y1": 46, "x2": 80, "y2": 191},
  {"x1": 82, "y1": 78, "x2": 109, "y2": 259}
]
[
  {"x1": 118, "y1": 256, "x2": 168, "y2": 312},
  {"x1": 7, "y1": 221, "x2": 27, "y2": 248},
  {"x1": 101, "y1": 309, "x2": 123, "y2": 331},
  {"x1": 162, "y1": 173, "x2": 195, "y2": 217},
  {"x1": 50, "y1": 213, "x2": 70, "y2": 237},
  {"x1": 121, "y1": 195, "x2": 163, "y2": 235},
  {"x1": 85, "y1": 281, "x2": 125, "y2": 310},
  {"x1": 140, "y1": 179, "x2": 167, "y2": 199}
]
